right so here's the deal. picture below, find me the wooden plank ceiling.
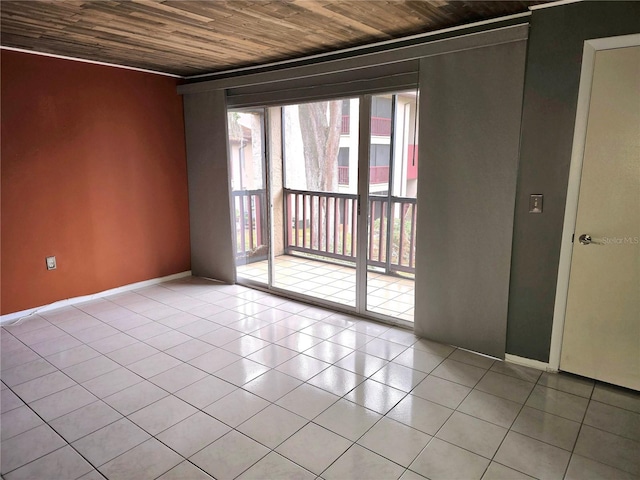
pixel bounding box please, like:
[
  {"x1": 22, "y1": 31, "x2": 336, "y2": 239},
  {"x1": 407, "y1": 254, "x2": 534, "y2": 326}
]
[{"x1": 1, "y1": 1, "x2": 543, "y2": 77}]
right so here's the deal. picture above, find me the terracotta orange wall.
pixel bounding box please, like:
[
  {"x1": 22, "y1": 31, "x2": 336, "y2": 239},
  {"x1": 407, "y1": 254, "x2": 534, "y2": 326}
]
[{"x1": 1, "y1": 51, "x2": 191, "y2": 314}]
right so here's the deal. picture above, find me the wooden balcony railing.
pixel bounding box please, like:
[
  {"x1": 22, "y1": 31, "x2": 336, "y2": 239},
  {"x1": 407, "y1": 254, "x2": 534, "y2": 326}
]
[
  {"x1": 285, "y1": 188, "x2": 417, "y2": 273},
  {"x1": 232, "y1": 189, "x2": 268, "y2": 263},
  {"x1": 286, "y1": 189, "x2": 358, "y2": 262},
  {"x1": 233, "y1": 188, "x2": 417, "y2": 273},
  {"x1": 367, "y1": 196, "x2": 417, "y2": 274}
]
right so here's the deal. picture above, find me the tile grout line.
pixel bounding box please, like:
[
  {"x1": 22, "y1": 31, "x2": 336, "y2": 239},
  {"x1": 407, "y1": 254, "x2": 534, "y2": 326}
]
[
  {"x1": 217, "y1": 322, "x2": 416, "y2": 478},
  {"x1": 480, "y1": 367, "x2": 539, "y2": 480},
  {"x1": 1, "y1": 379, "x2": 109, "y2": 479},
  {"x1": 313, "y1": 339, "x2": 453, "y2": 479},
  {"x1": 3, "y1": 277, "x2": 638, "y2": 480}
]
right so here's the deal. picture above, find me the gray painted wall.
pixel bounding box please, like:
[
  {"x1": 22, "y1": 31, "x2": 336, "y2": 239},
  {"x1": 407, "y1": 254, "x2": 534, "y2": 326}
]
[
  {"x1": 183, "y1": 90, "x2": 236, "y2": 283},
  {"x1": 507, "y1": 2, "x2": 640, "y2": 362},
  {"x1": 414, "y1": 40, "x2": 527, "y2": 359}
]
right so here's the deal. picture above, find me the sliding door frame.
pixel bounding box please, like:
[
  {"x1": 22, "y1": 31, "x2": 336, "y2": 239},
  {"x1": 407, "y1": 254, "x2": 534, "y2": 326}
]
[
  {"x1": 230, "y1": 96, "x2": 415, "y2": 329},
  {"x1": 355, "y1": 95, "x2": 372, "y2": 319},
  {"x1": 228, "y1": 106, "x2": 272, "y2": 289}
]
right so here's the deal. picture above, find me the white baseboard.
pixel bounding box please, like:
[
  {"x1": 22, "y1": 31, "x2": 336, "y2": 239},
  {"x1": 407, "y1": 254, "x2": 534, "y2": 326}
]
[
  {"x1": 1, "y1": 271, "x2": 192, "y2": 324},
  {"x1": 505, "y1": 353, "x2": 558, "y2": 373}
]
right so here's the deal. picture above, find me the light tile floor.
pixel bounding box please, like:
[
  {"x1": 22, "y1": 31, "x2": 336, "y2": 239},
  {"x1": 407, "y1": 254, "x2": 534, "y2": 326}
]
[
  {"x1": 1, "y1": 276, "x2": 639, "y2": 480},
  {"x1": 237, "y1": 254, "x2": 415, "y2": 322}
]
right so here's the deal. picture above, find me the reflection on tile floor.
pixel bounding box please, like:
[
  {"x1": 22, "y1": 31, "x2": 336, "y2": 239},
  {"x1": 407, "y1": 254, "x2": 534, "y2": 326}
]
[
  {"x1": 1, "y1": 276, "x2": 639, "y2": 479},
  {"x1": 237, "y1": 254, "x2": 415, "y2": 322}
]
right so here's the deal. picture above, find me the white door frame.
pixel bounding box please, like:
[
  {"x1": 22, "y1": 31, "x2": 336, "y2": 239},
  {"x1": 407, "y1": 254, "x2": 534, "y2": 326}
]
[
  {"x1": 549, "y1": 33, "x2": 640, "y2": 371},
  {"x1": 355, "y1": 95, "x2": 372, "y2": 318}
]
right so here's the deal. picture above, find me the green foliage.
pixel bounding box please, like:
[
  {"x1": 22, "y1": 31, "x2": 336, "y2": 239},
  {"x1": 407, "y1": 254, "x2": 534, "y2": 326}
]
[{"x1": 371, "y1": 213, "x2": 414, "y2": 265}]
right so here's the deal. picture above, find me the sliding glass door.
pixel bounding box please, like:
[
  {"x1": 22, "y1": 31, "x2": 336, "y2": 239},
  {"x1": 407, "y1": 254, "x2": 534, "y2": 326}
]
[
  {"x1": 228, "y1": 92, "x2": 418, "y2": 325},
  {"x1": 228, "y1": 109, "x2": 270, "y2": 285},
  {"x1": 365, "y1": 92, "x2": 418, "y2": 322},
  {"x1": 274, "y1": 98, "x2": 360, "y2": 306}
]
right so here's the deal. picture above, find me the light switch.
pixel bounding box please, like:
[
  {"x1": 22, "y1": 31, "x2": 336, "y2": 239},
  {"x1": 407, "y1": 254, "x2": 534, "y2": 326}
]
[{"x1": 529, "y1": 194, "x2": 543, "y2": 214}]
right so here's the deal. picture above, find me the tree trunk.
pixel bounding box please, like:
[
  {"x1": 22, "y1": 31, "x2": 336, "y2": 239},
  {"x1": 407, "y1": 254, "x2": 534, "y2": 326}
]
[
  {"x1": 298, "y1": 101, "x2": 342, "y2": 250},
  {"x1": 297, "y1": 101, "x2": 342, "y2": 192}
]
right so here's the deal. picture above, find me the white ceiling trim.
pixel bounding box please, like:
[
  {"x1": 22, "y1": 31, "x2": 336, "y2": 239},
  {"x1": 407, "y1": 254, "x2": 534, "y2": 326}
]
[{"x1": 0, "y1": 46, "x2": 182, "y2": 78}]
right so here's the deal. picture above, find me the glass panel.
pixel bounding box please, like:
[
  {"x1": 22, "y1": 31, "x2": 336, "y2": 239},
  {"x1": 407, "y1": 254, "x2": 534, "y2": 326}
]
[
  {"x1": 228, "y1": 110, "x2": 269, "y2": 285},
  {"x1": 366, "y1": 91, "x2": 418, "y2": 322},
  {"x1": 274, "y1": 98, "x2": 359, "y2": 307}
]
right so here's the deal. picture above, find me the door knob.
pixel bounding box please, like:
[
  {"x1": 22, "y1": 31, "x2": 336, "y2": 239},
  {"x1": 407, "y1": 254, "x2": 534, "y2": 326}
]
[{"x1": 578, "y1": 234, "x2": 592, "y2": 245}]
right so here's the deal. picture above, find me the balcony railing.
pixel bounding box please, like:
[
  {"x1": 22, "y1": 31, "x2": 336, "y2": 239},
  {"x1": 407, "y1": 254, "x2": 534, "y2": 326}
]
[
  {"x1": 338, "y1": 166, "x2": 350, "y2": 185},
  {"x1": 337, "y1": 165, "x2": 389, "y2": 186},
  {"x1": 369, "y1": 165, "x2": 390, "y2": 184},
  {"x1": 232, "y1": 189, "x2": 268, "y2": 263},
  {"x1": 285, "y1": 188, "x2": 417, "y2": 273},
  {"x1": 233, "y1": 186, "x2": 417, "y2": 273},
  {"x1": 286, "y1": 189, "x2": 358, "y2": 261},
  {"x1": 341, "y1": 116, "x2": 392, "y2": 136},
  {"x1": 367, "y1": 196, "x2": 417, "y2": 273}
]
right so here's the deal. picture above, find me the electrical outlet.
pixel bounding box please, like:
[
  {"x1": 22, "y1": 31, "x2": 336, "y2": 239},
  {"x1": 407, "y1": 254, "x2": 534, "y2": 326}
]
[{"x1": 46, "y1": 256, "x2": 57, "y2": 270}]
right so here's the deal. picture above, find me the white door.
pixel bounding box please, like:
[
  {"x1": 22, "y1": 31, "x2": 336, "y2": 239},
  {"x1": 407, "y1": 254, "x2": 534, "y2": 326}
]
[{"x1": 560, "y1": 45, "x2": 640, "y2": 390}]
